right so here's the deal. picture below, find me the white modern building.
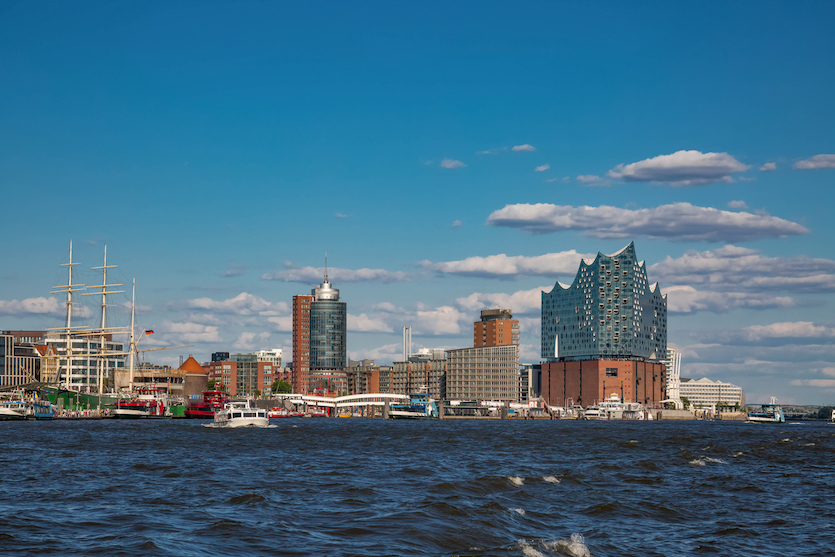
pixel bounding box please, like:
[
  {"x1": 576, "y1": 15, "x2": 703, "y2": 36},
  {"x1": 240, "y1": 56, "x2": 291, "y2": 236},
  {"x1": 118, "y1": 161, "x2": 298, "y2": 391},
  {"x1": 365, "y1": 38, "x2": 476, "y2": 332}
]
[
  {"x1": 679, "y1": 377, "x2": 745, "y2": 407},
  {"x1": 254, "y1": 349, "x2": 282, "y2": 367},
  {"x1": 662, "y1": 347, "x2": 682, "y2": 405}
]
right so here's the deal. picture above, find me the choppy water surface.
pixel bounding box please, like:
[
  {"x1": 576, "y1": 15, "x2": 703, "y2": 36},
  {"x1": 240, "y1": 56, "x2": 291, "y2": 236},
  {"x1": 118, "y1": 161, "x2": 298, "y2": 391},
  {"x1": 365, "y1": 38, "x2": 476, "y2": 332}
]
[{"x1": 2, "y1": 419, "x2": 833, "y2": 556}]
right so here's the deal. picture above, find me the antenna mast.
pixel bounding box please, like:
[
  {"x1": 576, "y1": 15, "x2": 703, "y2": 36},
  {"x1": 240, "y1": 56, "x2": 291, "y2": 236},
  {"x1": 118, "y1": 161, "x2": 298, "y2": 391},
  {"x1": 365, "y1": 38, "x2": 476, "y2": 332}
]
[{"x1": 51, "y1": 240, "x2": 86, "y2": 390}]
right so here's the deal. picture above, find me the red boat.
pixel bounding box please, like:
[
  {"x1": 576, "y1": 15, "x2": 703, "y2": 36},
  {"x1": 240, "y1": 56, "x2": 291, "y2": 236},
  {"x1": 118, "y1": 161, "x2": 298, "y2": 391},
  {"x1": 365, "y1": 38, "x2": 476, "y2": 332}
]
[
  {"x1": 184, "y1": 391, "x2": 229, "y2": 419},
  {"x1": 113, "y1": 387, "x2": 168, "y2": 418}
]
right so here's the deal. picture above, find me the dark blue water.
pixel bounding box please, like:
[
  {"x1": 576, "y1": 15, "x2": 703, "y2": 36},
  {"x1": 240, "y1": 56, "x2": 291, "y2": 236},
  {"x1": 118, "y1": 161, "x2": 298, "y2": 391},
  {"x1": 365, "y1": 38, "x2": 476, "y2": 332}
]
[{"x1": 1, "y1": 419, "x2": 833, "y2": 556}]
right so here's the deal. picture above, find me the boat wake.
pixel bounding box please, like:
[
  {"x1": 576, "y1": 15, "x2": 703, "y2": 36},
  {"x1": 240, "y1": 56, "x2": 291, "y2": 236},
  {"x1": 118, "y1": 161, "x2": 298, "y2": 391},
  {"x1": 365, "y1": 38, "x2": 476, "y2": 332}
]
[
  {"x1": 202, "y1": 423, "x2": 277, "y2": 429},
  {"x1": 518, "y1": 534, "x2": 592, "y2": 557}
]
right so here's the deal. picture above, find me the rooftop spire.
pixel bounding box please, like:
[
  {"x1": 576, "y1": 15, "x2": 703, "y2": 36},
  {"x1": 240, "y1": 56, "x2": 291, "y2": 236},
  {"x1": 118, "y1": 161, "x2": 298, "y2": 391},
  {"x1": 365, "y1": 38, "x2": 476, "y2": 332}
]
[{"x1": 324, "y1": 252, "x2": 328, "y2": 282}]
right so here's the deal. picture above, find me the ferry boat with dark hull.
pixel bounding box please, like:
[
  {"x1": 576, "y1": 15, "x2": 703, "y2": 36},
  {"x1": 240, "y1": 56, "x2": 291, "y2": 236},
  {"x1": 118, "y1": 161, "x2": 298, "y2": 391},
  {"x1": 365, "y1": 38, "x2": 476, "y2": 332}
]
[{"x1": 184, "y1": 391, "x2": 229, "y2": 419}]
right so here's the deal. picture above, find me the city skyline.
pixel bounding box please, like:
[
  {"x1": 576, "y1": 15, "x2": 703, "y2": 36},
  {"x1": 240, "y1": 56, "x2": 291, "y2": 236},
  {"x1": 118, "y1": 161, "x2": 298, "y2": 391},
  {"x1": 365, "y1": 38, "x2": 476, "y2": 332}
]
[{"x1": 1, "y1": 2, "x2": 834, "y2": 404}]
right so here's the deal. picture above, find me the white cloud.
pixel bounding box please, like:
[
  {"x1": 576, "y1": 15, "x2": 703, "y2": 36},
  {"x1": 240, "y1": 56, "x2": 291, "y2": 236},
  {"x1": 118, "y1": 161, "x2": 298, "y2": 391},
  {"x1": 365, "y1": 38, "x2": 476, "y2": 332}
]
[
  {"x1": 452, "y1": 220, "x2": 462, "y2": 227},
  {"x1": 414, "y1": 305, "x2": 467, "y2": 335},
  {"x1": 263, "y1": 263, "x2": 409, "y2": 283},
  {"x1": 562, "y1": 176, "x2": 570, "y2": 182},
  {"x1": 347, "y1": 343, "x2": 403, "y2": 363},
  {"x1": 727, "y1": 200, "x2": 748, "y2": 209},
  {"x1": 456, "y1": 287, "x2": 547, "y2": 314},
  {"x1": 794, "y1": 154, "x2": 835, "y2": 169},
  {"x1": 760, "y1": 162, "x2": 777, "y2": 171},
  {"x1": 535, "y1": 164, "x2": 550, "y2": 172},
  {"x1": 267, "y1": 316, "x2": 293, "y2": 332},
  {"x1": 512, "y1": 144, "x2": 536, "y2": 152},
  {"x1": 183, "y1": 292, "x2": 286, "y2": 315},
  {"x1": 421, "y1": 250, "x2": 594, "y2": 280},
  {"x1": 545, "y1": 178, "x2": 558, "y2": 183},
  {"x1": 487, "y1": 202, "x2": 808, "y2": 242},
  {"x1": 740, "y1": 322, "x2": 835, "y2": 342},
  {"x1": 790, "y1": 379, "x2": 835, "y2": 388},
  {"x1": 440, "y1": 158, "x2": 466, "y2": 169},
  {"x1": 233, "y1": 331, "x2": 270, "y2": 350},
  {"x1": 650, "y1": 246, "x2": 835, "y2": 293},
  {"x1": 335, "y1": 212, "x2": 351, "y2": 218},
  {"x1": 662, "y1": 285, "x2": 795, "y2": 314},
  {"x1": 160, "y1": 321, "x2": 221, "y2": 343},
  {"x1": 223, "y1": 266, "x2": 246, "y2": 278},
  {"x1": 576, "y1": 175, "x2": 605, "y2": 185},
  {"x1": 0, "y1": 296, "x2": 63, "y2": 316},
  {"x1": 348, "y1": 313, "x2": 394, "y2": 333},
  {"x1": 607, "y1": 150, "x2": 751, "y2": 186}
]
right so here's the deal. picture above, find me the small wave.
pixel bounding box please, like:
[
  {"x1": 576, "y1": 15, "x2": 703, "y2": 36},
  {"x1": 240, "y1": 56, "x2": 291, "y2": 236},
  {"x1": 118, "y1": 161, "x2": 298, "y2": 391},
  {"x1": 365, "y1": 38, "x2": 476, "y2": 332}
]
[
  {"x1": 512, "y1": 508, "x2": 526, "y2": 515},
  {"x1": 804, "y1": 442, "x2": 816, "y2": 446},
  {"x1": 689, "y1": 459, "x2": 706, "y2": 466},
  {"x1": 689, "y1": 456, "x2": 726, "y2": 466},
  {"x1": 508, "y1": 476, "x2": 524, "y2": 486},
  {"x1": 518, "y1": 539, "x2": 546, "y2": 557},
  {"x1": 545, "y1": 533, "x2": 592, "y2": 557},
  {"x1": 227, "y1": 493, "x2": 266, "y2": 505},
  {"x1": 542, "y1": 476, "x2": 561, "y2": 483},
  {"x1": 779, "y1": 438, "x2": 791, "y2": 442},
  {"x1": 733, "y1": 451, "x2": 744, "y2": 457}
]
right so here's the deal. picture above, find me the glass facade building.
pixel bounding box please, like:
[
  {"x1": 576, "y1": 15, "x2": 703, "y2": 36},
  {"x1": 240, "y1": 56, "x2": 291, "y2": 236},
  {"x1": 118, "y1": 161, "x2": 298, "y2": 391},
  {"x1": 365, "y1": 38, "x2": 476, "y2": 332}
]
[
  {"x1": 541, "y1": 242, "x2": 667, "y2": 361},
  {"x1": 309, "y1": 276, "x2": 347, "y2": 372}
]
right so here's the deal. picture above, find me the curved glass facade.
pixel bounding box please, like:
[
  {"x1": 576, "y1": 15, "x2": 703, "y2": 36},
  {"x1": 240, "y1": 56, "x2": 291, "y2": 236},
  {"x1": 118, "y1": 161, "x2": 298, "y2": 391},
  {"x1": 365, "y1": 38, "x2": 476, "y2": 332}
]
[
  {"x1": 541, "y1": 242, "x2": 667, "y2": 361},
  {"x1": 310, "y1": 300, "x2": 347, "y2": 370}
]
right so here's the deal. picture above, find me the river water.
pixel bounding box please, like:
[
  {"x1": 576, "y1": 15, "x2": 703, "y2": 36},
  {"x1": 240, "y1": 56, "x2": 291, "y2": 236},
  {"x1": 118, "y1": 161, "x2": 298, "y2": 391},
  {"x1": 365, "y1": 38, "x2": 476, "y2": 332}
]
[{"x1": 1, "y1": 419, "x2": 833, "y2": 556}]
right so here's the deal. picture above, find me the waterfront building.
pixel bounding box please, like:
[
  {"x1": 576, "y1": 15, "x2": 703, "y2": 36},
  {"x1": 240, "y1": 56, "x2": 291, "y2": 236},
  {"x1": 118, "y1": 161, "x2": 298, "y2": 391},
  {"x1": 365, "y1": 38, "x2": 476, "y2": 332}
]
[
  {"x1": 128, "y1": 356, "x2": 208, "y2": 397},
  {"x1": 474, "y1": 309, "x2": 519, "y2": 347},
  {"x1": 292, "y1": 268, "x2": 347, "y2": 394},
  {"x1": 391, "y1": 348, "x2": 447, "y2": 398},
  {"x1": 43, "y1": 334, "x2": 125, "y2": 392},
  {"x1": 662, "y1": 348, "x2": 682, "y2": 406},
  {"x1": 519, "y1": 363, "x2": 542, "y2": 402},
  {"x1": 292, "y1": 295, "x2": 313, "y2": 393},
  {"x1": 0, "y1": 333, "x2": 43, "y2": 387},
  {"x1": 679, "y1": 377, "x2": 745, "y2": 408},
  {"x1": 446, "y1": 344, "x2": 519, "y2": 401},
  {"x1": 347, "y1": 359, "x2": 392, "y2": 394},
  {"x1": 540, "y1": 242, "x2": 667, "y2": 407},
  {"x1": 207, "y1": 353, "x2": 275, "y2": 396},
  {"x1": 255, "y1": 349, "x2": 282, "y2": 367}
]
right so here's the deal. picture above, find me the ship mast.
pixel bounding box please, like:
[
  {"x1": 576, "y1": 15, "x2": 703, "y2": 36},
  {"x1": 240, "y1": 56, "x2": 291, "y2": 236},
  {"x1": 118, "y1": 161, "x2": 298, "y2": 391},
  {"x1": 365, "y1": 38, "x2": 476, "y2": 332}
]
[
  {"x1": 83, "y1": 245, "x2": 123, "y2": 394},
  {"x1": 129, "y1": 279, "x2": 136, "y2": 391},
  {"x1": 51, "y1": 240, "x2": 86, "y2": 390}
]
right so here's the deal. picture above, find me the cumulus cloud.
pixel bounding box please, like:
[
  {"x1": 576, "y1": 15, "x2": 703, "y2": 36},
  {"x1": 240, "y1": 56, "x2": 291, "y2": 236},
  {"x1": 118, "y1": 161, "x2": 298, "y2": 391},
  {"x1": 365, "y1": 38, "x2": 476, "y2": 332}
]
[
  {"x1": 607, "y1": 150, "x2": 751, "y2": 186},
  {"x1": 456, "y1": 287, "x2": 548, "y2": 314},
  {"x1": 223, "y1": 266, "x2": 246, "y2": 278},
  {"x1": 650, "y1": 246, "x2": 835, "y2": 293},
  {"x1": 662, "y1": 285, "x2": 795, "y2": 314},
  {"x1": 233, "y1": 331, "x2": 270, "y2": 351},
  {"x1": 267, "y1": 316, "x2": 293, "y2": 332},
  {"x1": 452, "y1": 220, "x2": 462, "y2": 227},
  {"x1": 740, "y1": 322, "x2": 835, "y2": 342},
  {"x1": 414, "y1": 305, "x2": 467, "y2": 335},
  {"x1": 347, "y1": 343, "x2": 403, "y2": 363},
  {"x1": 420, "y1": 250, "x2": 594, "y2": 280},
  {"x1": 348, "y1": 313, "x2": 394, "y2": 333},
  {"x1": 0, "y1": 296, "x2": 63, "y2": 316},
  {"x1": 263, "y1": 263, "x2": 409, "y2": 283},
  {"x1": 727, "y1": 200, "x2": 747, "y2": 209},
  {"x1": 790, "y1": 379, "x2": 835, "y2": 388},
  {"x1": 335, "y1": 212, "x2": 351, "y2": 218},
  {"x1": 576, "y1": 175, "x2": 604, "y2": 184},
  {"x1": 440, "y1": 158, "x2": 466, "y2": 169},
  {"x1": 181, "y1": 292, "x2": 287, "y2": 316},
  {"x1": 160, "y1": 321, "x2": 221, "y2": 343},
  {"x1": 794, "y1": 154, "x2": 835, "y2": 169},
  {"x1": 760, "y1": 162, "x2": 777, "y2": 171},
  {"x1": 512, "y1": 144, "x2": 536, "y2": 152},
  {"x1": 535, "y1": 164, "x2": 550, "y2": 172},
  {"x1": 487, "y1": 202, "x2": 808, "y2": 242}
]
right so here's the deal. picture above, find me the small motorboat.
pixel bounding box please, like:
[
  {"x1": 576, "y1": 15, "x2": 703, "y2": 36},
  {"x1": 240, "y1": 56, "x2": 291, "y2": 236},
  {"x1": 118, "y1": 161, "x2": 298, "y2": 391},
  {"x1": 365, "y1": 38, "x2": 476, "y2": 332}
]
[{"x1": 209, "y1": 400, "x2": 269, "y2": 428}]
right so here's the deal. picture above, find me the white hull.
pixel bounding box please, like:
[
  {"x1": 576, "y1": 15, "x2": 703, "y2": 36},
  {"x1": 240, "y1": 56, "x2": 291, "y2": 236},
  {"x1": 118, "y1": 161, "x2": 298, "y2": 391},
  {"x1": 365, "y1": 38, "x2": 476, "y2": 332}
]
[
  {"x1": 747, "y1": 416, "x2": 783, "y2": 423},
  {"x1": 113, "y1": 409, "x2": 158, "y2": 418},
  {"x1": 0, "y1": 406, "x2": 26, "y2": 420},
  {"x1": 209, "y1": 400, "x2": 270, "y2": 428},
  {"x1": 213, "y1": 416, "x2": 270, "y2": 428}
]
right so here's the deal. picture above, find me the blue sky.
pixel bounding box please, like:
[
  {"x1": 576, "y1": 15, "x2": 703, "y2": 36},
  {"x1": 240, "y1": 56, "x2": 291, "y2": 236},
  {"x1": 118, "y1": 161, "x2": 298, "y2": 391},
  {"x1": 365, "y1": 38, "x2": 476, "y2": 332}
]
[{"x1": 2, "y1": 1, "x2": 834, "y2": 404}]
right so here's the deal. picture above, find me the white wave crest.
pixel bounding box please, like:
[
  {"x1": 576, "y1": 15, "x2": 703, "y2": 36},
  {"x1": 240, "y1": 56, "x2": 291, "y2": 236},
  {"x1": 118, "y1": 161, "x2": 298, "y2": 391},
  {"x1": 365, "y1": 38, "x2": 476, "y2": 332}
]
[
  {"x1": 518, "y1": 539, "x2": 546, "y2": 557},
  {"x1": 690, "y1": 456, "x2": 726, "y2": 466},
  {"x1": 545, "y1": 533, "x2": 592, "y2": 557},
  {"x1": 689, "y1": 459, "x2": 706, "y2": 466},
  {"x1": 542, "y1": 475, "x2": 561, "y2": 483},
  {"x1": 512, "y1": 507, "x2": 526, "y2": 515},
  {"x1": 508, "y1": 476, "x2": 524, "y2": 486}
]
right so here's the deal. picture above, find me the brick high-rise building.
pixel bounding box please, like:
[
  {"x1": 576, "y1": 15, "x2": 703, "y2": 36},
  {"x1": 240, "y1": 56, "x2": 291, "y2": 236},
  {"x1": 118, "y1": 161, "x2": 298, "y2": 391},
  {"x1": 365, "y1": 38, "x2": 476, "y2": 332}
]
[
  {"x1": 473, "y1": 309, "x2": 519, "y2": 347},
  {"x1": 292, "y1": 295, "x2": 313, "y2": 394}
]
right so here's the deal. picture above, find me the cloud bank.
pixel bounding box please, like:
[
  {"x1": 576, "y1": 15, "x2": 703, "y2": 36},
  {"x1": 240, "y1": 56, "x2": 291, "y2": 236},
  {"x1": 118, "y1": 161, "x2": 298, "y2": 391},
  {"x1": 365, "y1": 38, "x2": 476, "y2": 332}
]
[
  {"x1": 263, "y1": 263, "x2": 409, "y2": 283},
  {"x1": 487, "y1": 202, "x2": 808, "y2": 242},
  {"x1": 420, "y1": 250, "x2": 594, "y2": 279},
  {"x1": 794, "y1": 154, "x2": 835, "y2": 169}
]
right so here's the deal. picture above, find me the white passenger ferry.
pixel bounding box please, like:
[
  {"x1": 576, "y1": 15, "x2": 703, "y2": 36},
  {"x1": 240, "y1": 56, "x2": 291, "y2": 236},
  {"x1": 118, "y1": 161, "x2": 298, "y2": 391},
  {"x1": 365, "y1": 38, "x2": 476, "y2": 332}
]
[{"x1": 209, "y1": 400, "x2": 269, "y2": 428}]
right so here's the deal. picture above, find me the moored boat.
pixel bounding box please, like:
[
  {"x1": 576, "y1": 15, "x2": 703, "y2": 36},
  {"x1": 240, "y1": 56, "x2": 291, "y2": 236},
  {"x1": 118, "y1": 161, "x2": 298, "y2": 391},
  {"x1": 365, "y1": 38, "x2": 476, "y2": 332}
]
[
  {"x1": 390, "y1": 393, "x2": 438, "y2": 419},
  {"x1": 184, "y1": 390, "x2": 229, "y2": 419},
  {"x1": 210, "y1": 400, "x2": 269, "y2": 428},
  {"x1": 113, "y1": 387, "x2": 168, "y2": 418}
]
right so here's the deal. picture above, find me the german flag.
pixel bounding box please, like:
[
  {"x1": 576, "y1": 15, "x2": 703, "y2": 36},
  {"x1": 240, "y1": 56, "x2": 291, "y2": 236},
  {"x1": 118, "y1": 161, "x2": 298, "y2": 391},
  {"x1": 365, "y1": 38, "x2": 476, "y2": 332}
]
[{"x1": 145, "y1": 330, "x2": 154, "y2": 336}]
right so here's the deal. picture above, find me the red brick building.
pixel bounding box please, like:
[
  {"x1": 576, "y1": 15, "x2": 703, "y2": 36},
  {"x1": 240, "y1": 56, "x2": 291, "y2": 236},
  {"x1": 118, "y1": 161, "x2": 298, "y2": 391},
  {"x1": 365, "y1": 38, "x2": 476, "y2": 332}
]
[
  {"x1": 541, "y1": 359, "x2": 666, "y2": 407},
  {"x1": 292, "y1": 295, "x2": 313, "y2": 394}
]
